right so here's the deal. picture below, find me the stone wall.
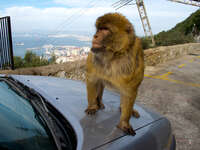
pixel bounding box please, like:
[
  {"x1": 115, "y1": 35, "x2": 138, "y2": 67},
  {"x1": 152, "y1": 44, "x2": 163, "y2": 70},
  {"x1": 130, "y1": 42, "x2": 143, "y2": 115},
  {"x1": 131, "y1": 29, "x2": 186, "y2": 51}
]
[
  {"x1": 1, "y1": 43, "x2": 200, "y2": 80},
  {"x1": 144, "y1": 43, "x2": 200, "y2": 66}
]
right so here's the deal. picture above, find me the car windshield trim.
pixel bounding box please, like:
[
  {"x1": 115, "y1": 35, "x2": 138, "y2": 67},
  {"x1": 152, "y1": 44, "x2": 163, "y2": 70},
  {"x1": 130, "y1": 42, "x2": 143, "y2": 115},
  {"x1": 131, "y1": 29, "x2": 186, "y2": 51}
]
[{"x1": 0, "y1": 77, "x2": 62, "y2": 150}]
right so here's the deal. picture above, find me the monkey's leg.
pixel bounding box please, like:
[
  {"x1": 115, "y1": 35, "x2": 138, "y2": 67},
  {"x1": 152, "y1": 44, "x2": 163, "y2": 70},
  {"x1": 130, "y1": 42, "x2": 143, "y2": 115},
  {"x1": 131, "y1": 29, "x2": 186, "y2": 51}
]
[
  {"x1": 117, "y1": 93, "x2": 137, "y2": 135},
  {"x1": 85, "y1": 79, "x2": 99, "y2": 115},
  {"x1": 120, "y1": 102, "x2": 140, "y2": 118},
  {"x1": 97, "y1": 82, "x2": 105, "y2": 109}
]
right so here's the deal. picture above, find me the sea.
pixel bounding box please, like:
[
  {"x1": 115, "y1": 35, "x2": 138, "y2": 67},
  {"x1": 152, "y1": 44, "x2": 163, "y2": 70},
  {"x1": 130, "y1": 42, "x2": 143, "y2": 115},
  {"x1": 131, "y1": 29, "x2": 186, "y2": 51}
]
[{"x1": 12, "y1": 35, "x2": 91, "y2": 58}]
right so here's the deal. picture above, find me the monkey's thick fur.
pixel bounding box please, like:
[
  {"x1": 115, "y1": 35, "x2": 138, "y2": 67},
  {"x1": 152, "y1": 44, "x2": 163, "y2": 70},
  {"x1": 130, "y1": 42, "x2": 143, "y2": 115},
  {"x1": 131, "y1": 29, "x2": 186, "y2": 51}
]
[{"x1": 85, "y1": 13, "x2": 144, "y2": 135}]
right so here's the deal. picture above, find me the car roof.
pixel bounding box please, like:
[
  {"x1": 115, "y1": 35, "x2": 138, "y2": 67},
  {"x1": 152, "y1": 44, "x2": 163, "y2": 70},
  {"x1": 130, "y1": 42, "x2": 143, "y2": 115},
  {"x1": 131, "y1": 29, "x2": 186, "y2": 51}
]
[{"x1": 8, "y1": 75, "x2": 163, "y2": 150}]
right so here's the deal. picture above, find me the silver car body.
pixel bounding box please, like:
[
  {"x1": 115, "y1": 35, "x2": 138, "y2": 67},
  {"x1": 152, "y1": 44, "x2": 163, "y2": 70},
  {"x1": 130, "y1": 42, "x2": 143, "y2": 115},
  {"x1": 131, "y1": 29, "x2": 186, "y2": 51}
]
[{"x1": 0, "y1": 74, "x2": 175, "y2": 150}]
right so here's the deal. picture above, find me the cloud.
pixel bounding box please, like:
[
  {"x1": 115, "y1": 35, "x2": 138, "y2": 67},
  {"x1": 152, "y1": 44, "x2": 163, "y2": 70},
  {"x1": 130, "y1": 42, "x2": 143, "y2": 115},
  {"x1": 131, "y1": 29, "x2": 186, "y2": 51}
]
[
  {"x1": 54, "y1": 0, "x2": 85, "y2": 7},
  {"x1": 53, "y1": 0, "x2": 115, "y2": 7},
  {"x1": 2, "y1": 6, "x2": 117, "y2": 33},
  {"x1": 1, "y1": 4, "x2": 198, "y2": 36}
]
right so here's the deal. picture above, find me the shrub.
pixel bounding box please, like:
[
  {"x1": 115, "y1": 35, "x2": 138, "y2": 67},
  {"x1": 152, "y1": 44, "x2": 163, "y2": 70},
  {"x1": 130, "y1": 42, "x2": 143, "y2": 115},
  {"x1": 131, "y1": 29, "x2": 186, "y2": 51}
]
[
  {"x1": 13, "y1": 56, "x2": 24, "y2": 69},
  {"x1": 154, "y1": 31, "x2": 194, "y2": 46},
  {"x1": 24, "y1": 51, "x2": 49, "y2": 67},
  {"x1": 14, "y1": 51, "x2": 50, "y2": 69},
  {"x1": 141, "y1": 37, "x2": 154, "y2": 50}
]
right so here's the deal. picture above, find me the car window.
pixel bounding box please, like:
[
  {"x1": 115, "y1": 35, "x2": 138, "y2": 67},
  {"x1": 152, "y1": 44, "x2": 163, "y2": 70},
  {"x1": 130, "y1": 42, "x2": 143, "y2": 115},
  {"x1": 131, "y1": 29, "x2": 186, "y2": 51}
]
[{"x1": 0, "y1": 81, "x2": 57, "y2": 150}]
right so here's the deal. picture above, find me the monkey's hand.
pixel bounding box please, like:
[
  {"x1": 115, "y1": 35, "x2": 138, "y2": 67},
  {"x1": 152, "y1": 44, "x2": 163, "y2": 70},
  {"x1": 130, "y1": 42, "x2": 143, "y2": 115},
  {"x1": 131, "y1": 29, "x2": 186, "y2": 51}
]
[{"x1": 117, "y1": 121, "x2": 136, "y2": 136}]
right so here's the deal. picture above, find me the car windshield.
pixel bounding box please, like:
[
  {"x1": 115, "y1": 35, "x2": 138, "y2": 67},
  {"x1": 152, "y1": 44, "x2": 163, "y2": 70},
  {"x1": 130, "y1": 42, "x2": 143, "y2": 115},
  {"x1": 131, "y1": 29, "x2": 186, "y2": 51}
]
[{"x1": 0, "y1": 80, "x2": 57, "y2": 150}]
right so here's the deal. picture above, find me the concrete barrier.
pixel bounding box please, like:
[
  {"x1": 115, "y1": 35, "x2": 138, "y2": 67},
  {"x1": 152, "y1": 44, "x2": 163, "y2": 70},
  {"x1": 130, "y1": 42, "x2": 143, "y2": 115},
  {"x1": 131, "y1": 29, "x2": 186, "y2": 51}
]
[{"x1": 144, "y1": 43, "x2": 200, "y2": 66}]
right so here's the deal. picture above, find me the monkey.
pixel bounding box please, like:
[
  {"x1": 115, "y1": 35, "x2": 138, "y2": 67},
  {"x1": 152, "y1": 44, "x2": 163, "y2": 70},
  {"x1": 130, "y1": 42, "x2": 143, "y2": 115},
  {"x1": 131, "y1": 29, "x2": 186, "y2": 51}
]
[{"x1": 85, "y1": 13, "x2": 144, "y2": 135}]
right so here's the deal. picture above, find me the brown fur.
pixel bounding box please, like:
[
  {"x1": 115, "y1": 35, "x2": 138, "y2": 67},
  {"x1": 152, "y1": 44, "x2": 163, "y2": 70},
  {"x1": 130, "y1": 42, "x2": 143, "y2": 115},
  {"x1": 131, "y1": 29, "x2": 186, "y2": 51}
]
[{"x1": 85, "y1": 13, "x2": 144, "y2": 135}]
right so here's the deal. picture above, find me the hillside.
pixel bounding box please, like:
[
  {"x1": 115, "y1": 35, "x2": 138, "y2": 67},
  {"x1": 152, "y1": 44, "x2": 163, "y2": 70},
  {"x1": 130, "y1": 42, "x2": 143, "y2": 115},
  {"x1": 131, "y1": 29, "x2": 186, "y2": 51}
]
[
  {"x1": 173, "y1": 9, "x2": 200, "y2": 35},
  {"x1": 154, "y1": 9, "x2": 200, "y2": 46}
]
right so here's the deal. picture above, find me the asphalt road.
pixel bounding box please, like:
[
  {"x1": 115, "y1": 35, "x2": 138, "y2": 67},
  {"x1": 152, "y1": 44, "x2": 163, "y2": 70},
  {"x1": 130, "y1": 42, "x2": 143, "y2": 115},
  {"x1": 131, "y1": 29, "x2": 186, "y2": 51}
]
[{"x1": 137, "y1": 51, "x2": 200, "y2": 150}]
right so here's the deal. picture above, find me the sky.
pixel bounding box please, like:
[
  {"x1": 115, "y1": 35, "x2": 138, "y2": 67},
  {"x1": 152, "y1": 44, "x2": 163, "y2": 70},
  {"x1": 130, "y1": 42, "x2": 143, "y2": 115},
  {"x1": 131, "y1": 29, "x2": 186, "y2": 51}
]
[{"x1": 0, "y1": 0, "x2": 199, "y2": 37}]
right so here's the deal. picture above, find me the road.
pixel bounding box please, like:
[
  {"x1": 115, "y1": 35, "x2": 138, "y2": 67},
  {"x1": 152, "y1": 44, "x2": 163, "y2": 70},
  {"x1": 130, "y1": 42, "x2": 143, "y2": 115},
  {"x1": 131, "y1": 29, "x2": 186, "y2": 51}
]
[{"x1": 137, "y1": 51, "x2": 200, "y2": 150}]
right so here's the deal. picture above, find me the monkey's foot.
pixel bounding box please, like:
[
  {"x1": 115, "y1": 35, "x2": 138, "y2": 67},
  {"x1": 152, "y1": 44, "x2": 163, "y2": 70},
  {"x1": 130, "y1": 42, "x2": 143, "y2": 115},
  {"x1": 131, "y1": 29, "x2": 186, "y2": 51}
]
[
  {"x1": 117, "y1": 122, "x2": 136, "y2": 136},
  {"x1": 98, "y1": 102, "x2": 105, "y2": 110},
  {"x1": 85, "y1": 105, "x2": 99, "y2": 115},
  {"x1": 85, "y1": 108, "x2": 98, "y2": 115},
  {"x1": 132, "y1": 109, "x2": 140, "y2": 118}
]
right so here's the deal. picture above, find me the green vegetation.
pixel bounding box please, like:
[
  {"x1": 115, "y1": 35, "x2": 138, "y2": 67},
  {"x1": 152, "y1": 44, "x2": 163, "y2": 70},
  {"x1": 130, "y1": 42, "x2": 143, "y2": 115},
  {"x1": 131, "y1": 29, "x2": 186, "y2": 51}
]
[
  {"x1": 141, "y1": 37, "x2": 155, "y2": 50},
  {"x1": 142, "y1": 10, "x2": 200, "y2": 49},
  {"x1": 14, "y1": 51, "x2": 54, "y2": 69},
  {"x1": 174, "y1": 10, "x2": 200, "y2": 35},
  {"x1": 13, "y1": 56, "x2": 24, "y2": 68},
  {"x1": 154, "y1": 30, "x2": 194, "y2": 46}
]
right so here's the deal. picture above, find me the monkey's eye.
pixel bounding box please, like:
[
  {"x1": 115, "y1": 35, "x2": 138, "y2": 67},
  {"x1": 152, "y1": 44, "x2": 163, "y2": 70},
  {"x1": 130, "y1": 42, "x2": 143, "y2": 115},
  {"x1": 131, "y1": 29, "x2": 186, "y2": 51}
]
[{"x1": 99, "y1": 27, "x2": 109, "y2": 31}]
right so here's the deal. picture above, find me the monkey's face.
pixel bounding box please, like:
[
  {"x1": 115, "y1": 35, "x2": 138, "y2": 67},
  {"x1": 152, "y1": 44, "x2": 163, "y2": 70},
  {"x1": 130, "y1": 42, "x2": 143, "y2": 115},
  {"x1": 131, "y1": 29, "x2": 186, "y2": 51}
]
[
  {"x1": 91, "y1": 27, "x2": 111, "y2": 53},
  {"x1": 92, "y1": 13, "x2": 135, "y2": 55}
]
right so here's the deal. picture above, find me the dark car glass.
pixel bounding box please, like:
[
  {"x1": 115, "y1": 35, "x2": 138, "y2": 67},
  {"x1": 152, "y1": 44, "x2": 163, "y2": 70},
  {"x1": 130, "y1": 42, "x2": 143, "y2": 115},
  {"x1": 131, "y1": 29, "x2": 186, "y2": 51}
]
[{"x1": 0, "y1": 81, "x2": 57, "y2": 150}]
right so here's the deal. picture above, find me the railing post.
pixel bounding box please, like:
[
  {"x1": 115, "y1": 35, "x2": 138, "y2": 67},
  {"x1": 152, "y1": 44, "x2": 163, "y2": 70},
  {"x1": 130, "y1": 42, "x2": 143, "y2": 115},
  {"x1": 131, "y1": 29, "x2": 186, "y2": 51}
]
[
  {"x1": 7, "y1": 16, "x2": 14, "y2": 70},
  {"x1": 0, "y1": 16, "x2": 14, "y2": 70}
]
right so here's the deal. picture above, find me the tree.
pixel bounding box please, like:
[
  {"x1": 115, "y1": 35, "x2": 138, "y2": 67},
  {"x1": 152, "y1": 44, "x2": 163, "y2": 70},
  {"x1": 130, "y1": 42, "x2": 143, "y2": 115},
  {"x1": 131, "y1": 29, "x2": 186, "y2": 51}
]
[
  {"x1": 13, "y1": 56, "x2": 24, "y2": 69},
  {"x1": 20, "y1": 51, "x2": 49, "y2": 68}
]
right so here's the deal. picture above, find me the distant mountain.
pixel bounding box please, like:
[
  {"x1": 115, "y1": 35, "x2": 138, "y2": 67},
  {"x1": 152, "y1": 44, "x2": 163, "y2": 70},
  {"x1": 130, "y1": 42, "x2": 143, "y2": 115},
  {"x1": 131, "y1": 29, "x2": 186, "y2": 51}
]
[{"x1": 154, "y1": 10, "x2": 200, "y2": 46}]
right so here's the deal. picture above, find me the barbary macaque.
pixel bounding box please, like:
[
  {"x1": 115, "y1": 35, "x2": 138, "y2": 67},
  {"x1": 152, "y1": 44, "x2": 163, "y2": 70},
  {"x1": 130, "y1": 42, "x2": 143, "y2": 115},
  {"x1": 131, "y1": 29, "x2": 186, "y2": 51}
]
[{"x1": 85, "y1": 13, "x2": 144, "y2": 135}]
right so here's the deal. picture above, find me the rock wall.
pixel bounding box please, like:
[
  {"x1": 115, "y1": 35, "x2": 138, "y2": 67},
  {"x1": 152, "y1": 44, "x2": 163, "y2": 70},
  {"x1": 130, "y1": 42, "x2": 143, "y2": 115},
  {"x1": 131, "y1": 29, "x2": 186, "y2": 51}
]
[
  {"x1": 1, "y1": 43, "x2": 200, "y2": 80},
  {"x1": 144, "y1": 43, "x2": 200, "y2": 66}
]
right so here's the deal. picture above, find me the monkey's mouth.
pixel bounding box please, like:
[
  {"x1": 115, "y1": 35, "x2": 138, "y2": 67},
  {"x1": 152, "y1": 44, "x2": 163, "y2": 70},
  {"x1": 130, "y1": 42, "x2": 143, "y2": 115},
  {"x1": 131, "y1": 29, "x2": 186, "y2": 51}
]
[
  {"x1": 91, "y1": 47, "x2": 103, "y2": 53},
  {"x1": 91, "y1": 41, "x2": 106, "y2": 53},
  {"x1": 92, "y1": 41, "x2": 101, "y2": 47}
]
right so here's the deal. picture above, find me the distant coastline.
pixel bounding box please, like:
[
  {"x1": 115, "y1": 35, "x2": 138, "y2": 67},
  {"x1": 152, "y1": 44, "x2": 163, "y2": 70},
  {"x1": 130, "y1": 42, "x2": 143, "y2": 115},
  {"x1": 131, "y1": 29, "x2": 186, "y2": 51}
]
[{"x1": 13, "y1": 35, "x2": 91, "y2": 58}]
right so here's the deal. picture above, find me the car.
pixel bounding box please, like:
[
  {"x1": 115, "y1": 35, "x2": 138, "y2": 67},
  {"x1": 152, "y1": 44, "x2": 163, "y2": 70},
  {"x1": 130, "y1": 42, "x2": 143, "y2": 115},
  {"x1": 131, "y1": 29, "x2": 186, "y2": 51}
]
[{"x1": 0, "y1": 74, "x2": 176, "y2": 150}]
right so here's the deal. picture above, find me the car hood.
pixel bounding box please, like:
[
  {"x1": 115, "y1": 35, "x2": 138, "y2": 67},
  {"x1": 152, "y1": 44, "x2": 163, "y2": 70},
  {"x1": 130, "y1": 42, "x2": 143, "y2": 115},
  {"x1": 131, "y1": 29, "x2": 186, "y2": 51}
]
[{"x1": 9, "y1": 75, "x2": 163, "y2": 150}]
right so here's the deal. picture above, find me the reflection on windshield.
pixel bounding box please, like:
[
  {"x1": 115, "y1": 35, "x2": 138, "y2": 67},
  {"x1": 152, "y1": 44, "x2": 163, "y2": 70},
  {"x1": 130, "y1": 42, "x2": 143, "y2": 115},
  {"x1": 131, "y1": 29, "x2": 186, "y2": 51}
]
[{"x1": 0, "y1": 81, "x2": 57, "y2": 150}]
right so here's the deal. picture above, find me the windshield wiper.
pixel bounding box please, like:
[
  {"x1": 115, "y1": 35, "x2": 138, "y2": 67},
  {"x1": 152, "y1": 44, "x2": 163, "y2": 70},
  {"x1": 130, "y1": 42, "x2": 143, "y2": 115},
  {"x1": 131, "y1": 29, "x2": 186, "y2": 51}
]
[
  {"x1": 29, "y1": 89, "x2": 62, "y2": 150},
  {"x1": 2, "y1": 77, "x2": 62, "y2": 150}
]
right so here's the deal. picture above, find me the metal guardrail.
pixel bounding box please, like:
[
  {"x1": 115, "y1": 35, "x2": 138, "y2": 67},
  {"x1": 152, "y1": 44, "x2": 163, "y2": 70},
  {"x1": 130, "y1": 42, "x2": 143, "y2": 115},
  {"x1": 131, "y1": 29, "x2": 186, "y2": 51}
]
[
  {"x1": 168, "y1": 0, "x2": 200, "y2": 7},
  {"x1": 0, "y1": 16, "x2": 14, "y2": 70}
]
